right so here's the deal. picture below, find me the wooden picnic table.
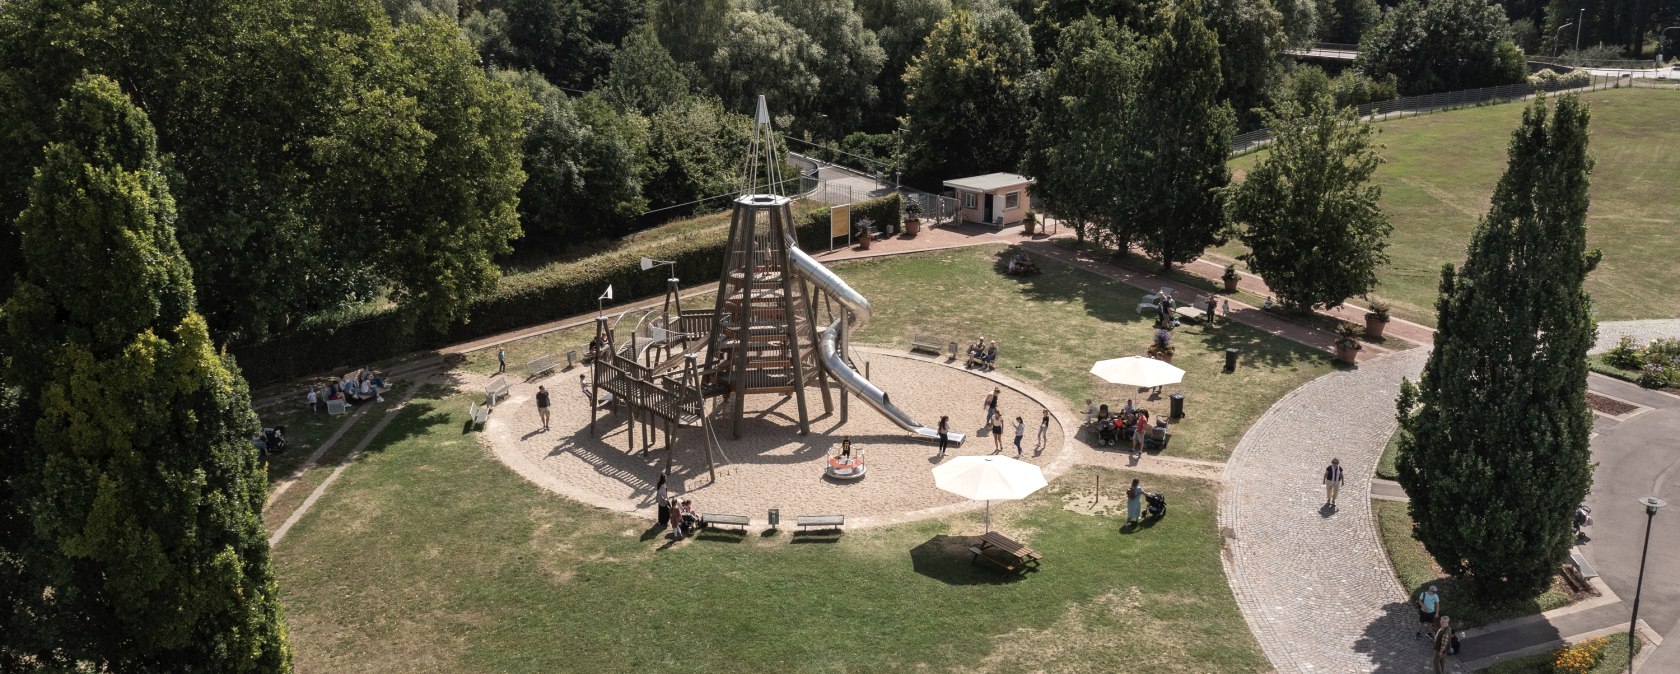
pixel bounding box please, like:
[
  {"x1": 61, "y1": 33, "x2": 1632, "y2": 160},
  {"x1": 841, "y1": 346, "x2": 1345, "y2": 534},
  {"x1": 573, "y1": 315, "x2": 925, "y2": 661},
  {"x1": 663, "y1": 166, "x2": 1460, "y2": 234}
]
[
  {"x1": 1174, "y1": 306, "x2": 1208, "y2": 323},
  {"x1": 969, "y1": 531, "x2": 1042, "y2": 574}
]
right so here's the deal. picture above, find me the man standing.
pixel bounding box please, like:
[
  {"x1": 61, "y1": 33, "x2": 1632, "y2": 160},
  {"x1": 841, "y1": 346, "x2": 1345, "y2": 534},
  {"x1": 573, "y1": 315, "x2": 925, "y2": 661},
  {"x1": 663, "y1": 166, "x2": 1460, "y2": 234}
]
[
  {"x1": 497, "y1": 348, "x2": 507, "y2": 374},
  {"x1": 1037, "y1": 409, "x2": 1050, "y2": 449},
  {"x1": 1416, "y1": 586, "x2": 1440, "y2": 639},
  {"x1": 535, "y1": 385, "x2": 551, "y2": 430},
  {"x1": 1324, "y1": 458, "x2": 1345, "y2": 509},
  {"x1": 1432, "y1": 616, "x2": 1453, "y2": 674}
]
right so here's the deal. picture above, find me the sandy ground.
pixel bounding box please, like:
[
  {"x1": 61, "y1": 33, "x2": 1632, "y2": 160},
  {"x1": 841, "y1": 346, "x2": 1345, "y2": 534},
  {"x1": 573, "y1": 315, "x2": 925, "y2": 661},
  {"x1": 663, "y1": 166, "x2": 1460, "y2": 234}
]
[{"x1": 480, "y1": 349, "x2": 1074, "y2": 528}]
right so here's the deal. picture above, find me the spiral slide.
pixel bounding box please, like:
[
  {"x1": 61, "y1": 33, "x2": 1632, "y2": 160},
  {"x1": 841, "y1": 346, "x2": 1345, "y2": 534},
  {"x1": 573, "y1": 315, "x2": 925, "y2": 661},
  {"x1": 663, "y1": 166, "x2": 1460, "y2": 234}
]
[{"x1": 787, "y1": 246, "x2": 965, "y2": 446}]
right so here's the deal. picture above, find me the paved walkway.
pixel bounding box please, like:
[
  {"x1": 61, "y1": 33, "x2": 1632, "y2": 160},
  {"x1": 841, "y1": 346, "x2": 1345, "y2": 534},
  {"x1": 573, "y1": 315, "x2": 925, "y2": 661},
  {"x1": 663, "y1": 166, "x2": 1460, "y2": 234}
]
[{"x1": 1219, "y1": 347, "x2": 1431, "y2": 673}]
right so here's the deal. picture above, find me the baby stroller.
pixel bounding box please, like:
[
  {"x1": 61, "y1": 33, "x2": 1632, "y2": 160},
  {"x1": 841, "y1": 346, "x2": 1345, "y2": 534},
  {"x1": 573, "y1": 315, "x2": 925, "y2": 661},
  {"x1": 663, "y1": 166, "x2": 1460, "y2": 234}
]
[
  {"x1": 1097, "y1": 423, "x2": 1116, "y2": 446},
  {"x1": 1145, "y1": 492, "x2": 1166, "y2": 519}
]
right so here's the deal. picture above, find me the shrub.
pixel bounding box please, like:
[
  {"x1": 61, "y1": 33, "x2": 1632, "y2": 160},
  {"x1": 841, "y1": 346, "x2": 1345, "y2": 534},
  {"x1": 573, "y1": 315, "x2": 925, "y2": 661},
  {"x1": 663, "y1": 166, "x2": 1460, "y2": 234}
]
[
  {"x1": 1528, "y1": 68, "x2": 1591, "y2": 89},
  {"x1": 1606, "y1": 336, "x2": 1644, "y2": 370},
  {"x1": 232, "y1": 194, "x2": 899, "y2": 384}
]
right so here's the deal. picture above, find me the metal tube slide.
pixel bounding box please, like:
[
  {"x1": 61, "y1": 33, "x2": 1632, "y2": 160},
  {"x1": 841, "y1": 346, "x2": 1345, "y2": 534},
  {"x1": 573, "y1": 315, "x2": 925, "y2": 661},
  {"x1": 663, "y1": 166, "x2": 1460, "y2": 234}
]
[{"x1": 787, "y1": 246, "x2": 965, "y2": 446}]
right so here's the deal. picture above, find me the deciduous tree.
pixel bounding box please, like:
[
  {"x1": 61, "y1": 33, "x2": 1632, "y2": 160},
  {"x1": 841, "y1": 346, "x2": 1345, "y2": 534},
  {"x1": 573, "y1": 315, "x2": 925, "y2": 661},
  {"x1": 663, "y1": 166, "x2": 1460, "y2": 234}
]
[
  {"x1": 1228, "y1": 93, "x2": 1390, "y2": 311},
  {"x1": 1395, "y1": 94, "x2": 1598, "y2": 601},
  {"x1": 1109, "y1": 0, "x2": 1235, "y2": 271},
  {"x1": 902, "y1": 0, "x2": 1036, "y2": 183},
  {"x1": 1357, "y1": 0, "x2": 1527, "y2": 95}
]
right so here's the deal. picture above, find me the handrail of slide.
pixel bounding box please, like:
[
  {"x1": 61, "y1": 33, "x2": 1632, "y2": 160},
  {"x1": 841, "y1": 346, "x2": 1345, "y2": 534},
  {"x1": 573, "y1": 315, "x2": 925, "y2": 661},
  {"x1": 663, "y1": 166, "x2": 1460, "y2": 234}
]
[{"x1": 786, "y1": 245, "x2": 964, "y2": 445}]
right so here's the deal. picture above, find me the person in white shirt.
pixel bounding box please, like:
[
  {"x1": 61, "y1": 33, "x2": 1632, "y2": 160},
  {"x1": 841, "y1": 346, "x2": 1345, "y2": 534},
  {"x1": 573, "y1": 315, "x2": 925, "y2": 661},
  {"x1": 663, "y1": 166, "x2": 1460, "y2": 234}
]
[{"x1": 306, "y1": 387, "x2": 318, "y2": 413}]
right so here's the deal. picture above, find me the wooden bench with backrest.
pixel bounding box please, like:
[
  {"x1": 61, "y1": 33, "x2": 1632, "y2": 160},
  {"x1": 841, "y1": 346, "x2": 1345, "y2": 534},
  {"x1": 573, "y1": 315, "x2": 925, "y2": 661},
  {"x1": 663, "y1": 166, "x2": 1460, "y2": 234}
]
[
  {"x1": 700, "y1": 513, "x2": 750, "y2": 531},
  {"x1": 525, "y1": 354, "x2": 559, "y2": 380},
  {"x1": 485, "y1": 374, "x2": 512, "y2": 406},
  {"x1": 910, "y1": 334, "x2": 944, "y2": 356},
  {"x1": 969, "y1": 531, "x2": 1041, "y2": 574},
  {"x1": 468, "y1": 402, "x2": 489, "y2": 430},
  {"x1": 796, "y1": 514, "x2": 845, "y2": 532}
]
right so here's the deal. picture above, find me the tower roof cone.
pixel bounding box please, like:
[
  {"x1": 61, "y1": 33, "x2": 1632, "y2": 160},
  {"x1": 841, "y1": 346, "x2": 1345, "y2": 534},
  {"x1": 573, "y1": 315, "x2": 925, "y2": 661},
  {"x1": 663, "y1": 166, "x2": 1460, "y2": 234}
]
[{"x1": 740, "y1": 94, "x2": 784, "y2": 198}]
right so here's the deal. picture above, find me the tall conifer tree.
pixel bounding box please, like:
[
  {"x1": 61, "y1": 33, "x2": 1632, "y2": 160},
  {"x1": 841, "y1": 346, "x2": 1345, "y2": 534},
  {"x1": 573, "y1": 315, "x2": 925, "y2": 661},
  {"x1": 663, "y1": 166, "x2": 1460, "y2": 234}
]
[
  {"x1": 0, "y1": 75, "x2": 290, "y2": 670},
  {"x1": 1395, "y1": 94, "x2": 1597, "y2": 601}
]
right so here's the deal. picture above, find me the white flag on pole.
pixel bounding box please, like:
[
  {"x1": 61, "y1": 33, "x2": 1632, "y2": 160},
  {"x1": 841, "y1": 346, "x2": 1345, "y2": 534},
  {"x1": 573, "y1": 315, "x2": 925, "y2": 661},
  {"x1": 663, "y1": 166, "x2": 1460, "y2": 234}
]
[{"x1": 600, "y1": 285, "x2": 614, "y2": 301}]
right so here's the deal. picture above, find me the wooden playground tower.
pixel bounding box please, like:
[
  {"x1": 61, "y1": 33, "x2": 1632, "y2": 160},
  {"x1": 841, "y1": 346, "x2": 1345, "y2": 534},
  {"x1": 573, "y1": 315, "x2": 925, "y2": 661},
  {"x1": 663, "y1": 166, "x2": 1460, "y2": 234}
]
[
  {"x1": 701, "y1": 96, "x2": 832, "y2": 437},
  {"x1": 587, "y1": 96, "x2": 844, "y2": 478}
]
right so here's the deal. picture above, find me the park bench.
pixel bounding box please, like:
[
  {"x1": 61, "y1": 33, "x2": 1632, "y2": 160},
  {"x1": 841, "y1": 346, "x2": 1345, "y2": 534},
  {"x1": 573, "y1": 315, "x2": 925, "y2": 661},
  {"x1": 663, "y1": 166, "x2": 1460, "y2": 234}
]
[
  {"x1": 969, "y1": 531, "x2": 1041, "y2": 575},
  {"x1": 525, "y1": 354, "x2": 559, "y2": 380},
  {"x1": 468, "y1": 402, "x2": 489, "y2": 430},
  {"x1": 485, "y1": 374, "x2": 512, "y2": 407},
  {"x1": 326, "y1": 398, "x2": 349, "y2": 416},
  {"x1": 1569, "y1": 551, "x2": 1600, "y2": 579},
  {"x1": 796, "y1": 514, "x2": 845, "y2": 532},
  {"x1": 910, "y1": 334, "x2": 945, "y2": 356},
  {"x1": 700, "y1": 513, "x2": 750, "y2": 531}
]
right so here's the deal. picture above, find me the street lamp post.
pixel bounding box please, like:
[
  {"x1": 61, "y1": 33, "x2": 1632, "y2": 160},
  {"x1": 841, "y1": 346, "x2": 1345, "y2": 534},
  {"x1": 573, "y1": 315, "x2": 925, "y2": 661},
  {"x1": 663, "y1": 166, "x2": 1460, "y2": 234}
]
[
  {"x1": 1555, "y1": 22, "x2": 1575, "y2": 57},
  {"x1": 1629, "y1": 496, "x2": 1667, "y2": 672},
  {"x1": 1577, "y1": 8, "x2": 1585, "y2": 54}
]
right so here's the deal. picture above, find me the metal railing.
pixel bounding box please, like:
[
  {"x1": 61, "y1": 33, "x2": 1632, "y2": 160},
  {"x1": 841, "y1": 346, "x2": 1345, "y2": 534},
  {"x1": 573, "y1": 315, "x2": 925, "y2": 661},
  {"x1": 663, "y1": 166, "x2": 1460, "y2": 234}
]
[{"x1": 1232, "y1": 76, "x2": 1643, "y2": 156}]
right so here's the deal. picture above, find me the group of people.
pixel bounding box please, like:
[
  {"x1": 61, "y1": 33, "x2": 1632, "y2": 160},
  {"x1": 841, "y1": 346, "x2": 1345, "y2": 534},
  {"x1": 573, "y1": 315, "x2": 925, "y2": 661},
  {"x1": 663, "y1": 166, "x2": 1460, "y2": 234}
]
[
  {"x1": 979, "y1": 389, "x2": 1049, "y2": 459},
  {"x1": 1415, "y1": 585, "x2": 1458, "y2": 673},
  {"x1": 655, "y1": 474, "x2": 700, "y2": 540},
  {"x1": 1085, "y1": 399, "x2": 1165, "y2": 457},
  {"x1": 965, "y1": 337, "x2": 999, "y2": 370},
  {"x1": 305, "y1": 368, "x2": 385, "y2": 413},
  {"x1": 1005, "y1": 250, "x2": 1039, "y2": 275}
]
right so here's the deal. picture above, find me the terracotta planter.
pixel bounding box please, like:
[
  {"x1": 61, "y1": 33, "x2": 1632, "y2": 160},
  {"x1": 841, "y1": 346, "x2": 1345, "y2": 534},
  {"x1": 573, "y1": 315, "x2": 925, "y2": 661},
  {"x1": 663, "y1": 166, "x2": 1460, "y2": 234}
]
[
  {"x1": 1364, "y1": 314, "x2": 1390, "y2": 339},
  {"x1": 1223, "y1": 277, "x2": 1239, "y2": 292},
  {"x1": 1335, "y1": 343, "x2": 1361, "y2": 363},
  {"x1": 905, "y1": 218, "x2": 921, "y2": 236},
  {"x1": 1151, "y1": 352, "x2": 1174, "y2": 364},
  {"x1": 858, "y1": 232, "x2": 871, "y2": 250},
  {"x1": 1023, "y1": 220, "x2": 1036, "y2": 235}
]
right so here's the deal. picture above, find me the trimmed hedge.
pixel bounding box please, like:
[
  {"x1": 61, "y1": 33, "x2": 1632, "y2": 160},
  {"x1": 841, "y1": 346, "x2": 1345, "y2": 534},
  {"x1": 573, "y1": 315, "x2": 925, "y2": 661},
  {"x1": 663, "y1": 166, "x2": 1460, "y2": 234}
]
[{"x1": 233, "y1": 194, "x2": 900, "y2": 384}]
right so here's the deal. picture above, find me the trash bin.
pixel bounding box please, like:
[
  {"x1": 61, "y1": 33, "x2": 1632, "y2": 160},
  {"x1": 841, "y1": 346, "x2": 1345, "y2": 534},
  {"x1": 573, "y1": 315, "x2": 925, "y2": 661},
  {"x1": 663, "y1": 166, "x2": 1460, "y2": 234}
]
[
  {"x1": 1225, "y1": 347, "x2": 1239, "y2": 372},
  {"x1": 768, "y1": 508, "x2": 780, "y2": 529},
  {"x1": 1170, "y1": 393, "x2": 1185, "y2": 420}
]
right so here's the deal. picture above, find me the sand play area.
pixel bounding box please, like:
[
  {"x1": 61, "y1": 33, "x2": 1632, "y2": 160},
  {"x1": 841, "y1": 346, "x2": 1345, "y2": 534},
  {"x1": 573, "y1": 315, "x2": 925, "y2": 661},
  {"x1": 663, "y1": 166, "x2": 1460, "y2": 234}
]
[{"x1": 480, "y1": 349, "x2": 1071, "y2": 527}]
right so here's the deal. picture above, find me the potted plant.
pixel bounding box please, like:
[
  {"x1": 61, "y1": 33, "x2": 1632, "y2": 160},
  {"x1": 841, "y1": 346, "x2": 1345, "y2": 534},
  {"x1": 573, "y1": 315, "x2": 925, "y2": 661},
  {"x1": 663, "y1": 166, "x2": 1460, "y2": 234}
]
[
  {"x1": 1364, "y1": 299, "x2": 1392, "y2": 339},
  {"x1": 904, "y1": 200, "x2": 923, "y2": 236},
  {"x1": 1022, "y1": 210, "x2": 1037, "y2": 236},
  {"x1": 1147, "y1": 342, "x2": 1175, "y2": 364},
  {"x1": 1222, "y1": 264, "x2": 1241, "y2": 292},
  {"x1": 1334, "y1": 323, "x2": 1363, "y2": 364}
]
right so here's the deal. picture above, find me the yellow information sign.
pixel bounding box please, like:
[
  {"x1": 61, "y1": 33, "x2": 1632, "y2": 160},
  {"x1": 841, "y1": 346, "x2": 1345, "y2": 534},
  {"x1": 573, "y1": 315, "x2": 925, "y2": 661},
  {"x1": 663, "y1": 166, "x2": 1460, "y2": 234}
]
[{"x1": 830, "y1": 204, "x2": 851, "y2": 240}]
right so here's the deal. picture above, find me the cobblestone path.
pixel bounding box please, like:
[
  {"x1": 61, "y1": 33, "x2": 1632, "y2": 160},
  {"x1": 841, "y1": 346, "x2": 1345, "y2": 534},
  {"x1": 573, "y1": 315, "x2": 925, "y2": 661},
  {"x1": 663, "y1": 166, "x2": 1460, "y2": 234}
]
[{"x1": 1219, "y1": 348, "x2": 1431, "y2": 673}]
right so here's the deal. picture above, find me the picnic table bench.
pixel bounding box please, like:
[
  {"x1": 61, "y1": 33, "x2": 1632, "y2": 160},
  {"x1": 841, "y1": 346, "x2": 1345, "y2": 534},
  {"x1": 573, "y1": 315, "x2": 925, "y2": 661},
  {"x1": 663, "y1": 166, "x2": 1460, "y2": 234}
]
[
  {"x1": 969, "y1": 531, "x2": 1041, "y2": 574},
  {"x1": 468, "y1": 402, "x2": 489, "y2": 430},
  {"x1": 796, "y1": 514, "x2": 845, "y2": 532},
  {"x1": 525, "y1": 354, "x2": 559, "y2": 379},
  {"x1": 700, "y1": 513, "x2": 750, "y2": 531},
  {"x1": 910, "y1": 334, "x2": 945, "y2": 356},
  {"x1": 1173, "y1": 306, "x2": 1207, "y2": 324},
  {"x1": 485, "y1": 374, "x2": 512, "y2": 406}
]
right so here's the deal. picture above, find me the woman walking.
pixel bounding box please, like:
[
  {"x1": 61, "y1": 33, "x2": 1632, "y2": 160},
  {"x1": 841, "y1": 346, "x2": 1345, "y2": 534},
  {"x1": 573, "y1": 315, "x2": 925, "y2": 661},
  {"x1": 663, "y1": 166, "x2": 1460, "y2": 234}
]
[
  {"x1": 1012, "y1": 416, "x2": 1025, "y2": 458},
  {"x1": 991, "y1": 410, "x2": 1005, "y2": 453},
  {"x1": 1127, "y1": 479, "x2": 1144, "y2": 525},
  {"x1": 981, "y1": 389, "x2": 998, "y2": 426},
  {"x1": 937, "y1": 415, "x2": 950, "y2": 457}
]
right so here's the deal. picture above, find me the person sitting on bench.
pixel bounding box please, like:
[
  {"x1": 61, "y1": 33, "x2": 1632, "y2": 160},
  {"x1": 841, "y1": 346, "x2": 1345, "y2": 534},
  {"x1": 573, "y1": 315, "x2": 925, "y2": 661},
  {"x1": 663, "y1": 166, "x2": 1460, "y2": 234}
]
[
  {"x1": 966, "y1": 337, "x2": 987, "y2": 368},
  {"x1": 1097, "y1": 404, "x2": 1110, "y2": 424},
  {"x1": 679, "y1": 499, "x2": 699, "y2": 532},
  {"x1": 979, "y1": 341, "x2": 998, "y2": 370}
]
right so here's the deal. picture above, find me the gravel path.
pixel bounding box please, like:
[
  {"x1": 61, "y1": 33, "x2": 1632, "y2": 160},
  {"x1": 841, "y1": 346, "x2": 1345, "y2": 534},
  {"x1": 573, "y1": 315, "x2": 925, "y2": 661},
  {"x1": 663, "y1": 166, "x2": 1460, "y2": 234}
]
[
  {"x1": 1591, "y1": 319, "x2": 1680, "y2": 354},
  {"x1": 1219, "y1": 348, "x2": 1431, "y2": 673}
]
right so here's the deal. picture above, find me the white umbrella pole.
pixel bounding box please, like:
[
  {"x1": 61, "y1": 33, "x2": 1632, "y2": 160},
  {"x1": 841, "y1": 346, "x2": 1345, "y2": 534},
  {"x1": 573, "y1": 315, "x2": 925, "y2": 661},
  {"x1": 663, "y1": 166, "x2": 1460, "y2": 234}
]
[{"x1": 985, "y1": 500, "x2": 991, "y2": 533}]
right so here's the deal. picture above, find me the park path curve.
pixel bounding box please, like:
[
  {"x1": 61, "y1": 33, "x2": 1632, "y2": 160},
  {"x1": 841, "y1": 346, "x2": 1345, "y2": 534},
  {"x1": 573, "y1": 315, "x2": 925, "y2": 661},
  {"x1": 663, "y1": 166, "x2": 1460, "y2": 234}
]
[{"x1": 1219, "y1": 347, "x2": 1431, "y2": 673}]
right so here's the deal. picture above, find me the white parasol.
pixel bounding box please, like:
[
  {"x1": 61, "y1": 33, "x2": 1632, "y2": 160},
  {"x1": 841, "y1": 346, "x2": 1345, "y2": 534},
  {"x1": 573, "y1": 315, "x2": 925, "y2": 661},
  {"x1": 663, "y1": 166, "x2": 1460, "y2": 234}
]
[
  {"x1": 932, "y1": 455, "x2": 1048, "y2": 532},
  {"x1": 1089, "y1": 356, "x2": 1185, "y2": 388}
]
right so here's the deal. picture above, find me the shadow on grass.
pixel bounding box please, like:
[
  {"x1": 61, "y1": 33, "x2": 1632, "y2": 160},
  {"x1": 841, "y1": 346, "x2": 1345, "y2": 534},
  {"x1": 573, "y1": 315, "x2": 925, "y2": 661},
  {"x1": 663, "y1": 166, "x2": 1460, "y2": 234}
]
[
  {"x1": 694, "y1": 528, "x2": 748, "y2": 543},
  {"x1": 789, "y1": 530, "x2": 843, "y2": 544},
  {"x1": 909, "y1": 535, "x2": 1023, "y2": 586}
]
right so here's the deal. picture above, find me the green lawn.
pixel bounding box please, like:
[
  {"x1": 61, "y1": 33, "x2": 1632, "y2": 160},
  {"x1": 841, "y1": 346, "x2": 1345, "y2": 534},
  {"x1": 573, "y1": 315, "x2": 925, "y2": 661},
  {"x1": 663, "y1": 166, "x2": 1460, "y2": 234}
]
[
  {"x1": 1373, "y1": 500, "x2": 1573, "y2": 629},
  {"x1": 1225, "y1": 86, "x2": 1680, "y2": 325},
  {"x1": 838, "y1": 245, "x2": 1337, "y2": 461},
  {"x1": 274, "y1": 391, "x2": 1268, "y2": 673},
  {"x1": 1376, "y1": 429, "x2": 1402, "y2": 481}
]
